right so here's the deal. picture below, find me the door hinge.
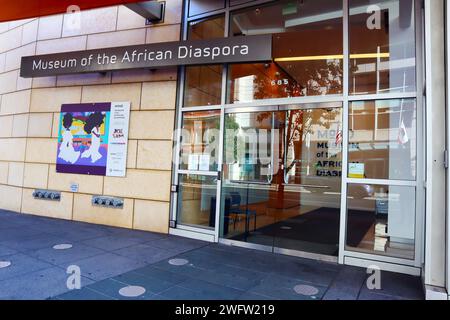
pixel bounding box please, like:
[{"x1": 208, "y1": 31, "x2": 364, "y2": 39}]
[{"x1": 444, "y1": 150, "x2": 449, "y2": 169}]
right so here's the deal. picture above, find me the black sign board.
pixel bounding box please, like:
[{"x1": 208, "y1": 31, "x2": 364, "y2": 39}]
[{"x1": 20, "y1": 34, "x2": 272, "y2": 78}]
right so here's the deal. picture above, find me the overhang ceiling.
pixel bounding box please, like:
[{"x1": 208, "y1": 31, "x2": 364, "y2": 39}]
[{"x1": 0, "y1": 0, "x2": 144, "y2": 23}]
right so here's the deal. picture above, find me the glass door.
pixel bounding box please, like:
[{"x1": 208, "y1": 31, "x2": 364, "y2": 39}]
[
  {"x1": 176, "y1": 110, "x2": 222, "y2": 233},
  {"x1": 220, "y1": 107, "x2": 279, "y2": 251},
  {"x1": 274, "y1": 104, "x2": 343, "y2": 257},
  {"x1": 219, "y1": 103, "x2": 343, "y2": 257}
]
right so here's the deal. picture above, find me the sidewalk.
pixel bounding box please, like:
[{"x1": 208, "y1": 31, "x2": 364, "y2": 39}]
[{"x1": 0, "y1": 209, "x2": 424, "y2": 300}]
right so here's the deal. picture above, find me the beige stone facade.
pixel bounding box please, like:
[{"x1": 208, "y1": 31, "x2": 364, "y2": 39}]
[{"x1": 0, "y1": 1, "x2": 181, "y2": 234}]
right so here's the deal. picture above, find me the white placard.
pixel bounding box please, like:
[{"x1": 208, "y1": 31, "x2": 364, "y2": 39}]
[
  {"x1": 70, "y1": 183, "x2": 79, "y2": 193},
  {"x1": 349, "y1": 163, "x2": 365, "y2": 179},
  {"x1": 105, "y1": 102, "x2": 131, "y2": 177},
  {"x1": 188, "y1": 154, "x2": 199, "y2": 171},
  {"x1": 199, "y1": 154, "x2": 211, "y2": 171}
]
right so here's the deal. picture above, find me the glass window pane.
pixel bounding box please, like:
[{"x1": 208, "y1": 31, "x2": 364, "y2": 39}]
[
  {"x1": 348, "y1": 99, "x2": 416, "y2": 181},
  {"x1": 346, "y1": 184, "x2": 415, "y2": 260},
  {"x1": 224, "y1": 111, "x2": 275, "y2": 183},
  {"x1": 189, "y1": 0, "x2": 225, "y2": 17},
  {"x1": 228, "y1": 0, "x2": 343, "y2": 104},
  {"x1": 184, "y1": 65, "x2": 223, "y2": 107},
  {"x1": 184, "y1": 15, "x2": 225, "y2": 107},
  {"x1": 180, "y1": 110, "x2": 221, "y2": 172},
  {"x1": 178, "y1": 174, "x2": 218, "y2": 229},
  {"x1": 284, "y1": 108, "x2": 343, "y2": 186},
  {"x1": 189, "y1": 16, "x2": 225, "y2": 40},
  {"x1": 349, "y1": 0, "x2": 416, "y2": 95}
]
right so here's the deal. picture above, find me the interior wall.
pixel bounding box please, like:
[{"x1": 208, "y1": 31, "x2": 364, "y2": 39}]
[{"x1": 0, "y1": 0, "x2": 182, "y2": 233}]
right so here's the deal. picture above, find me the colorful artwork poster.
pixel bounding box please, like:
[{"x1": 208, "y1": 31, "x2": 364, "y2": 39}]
[{"x1": 56, "y1": 102, "x2": 130, "y2": 177}]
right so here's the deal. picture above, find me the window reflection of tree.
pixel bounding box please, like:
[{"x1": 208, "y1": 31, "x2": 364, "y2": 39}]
[
  {"x1": 230, "y1": 59, "x2": 343, "y2": 103},
  {"x1": 253, "y1": 108, "x2": 341, "y2": 208}
]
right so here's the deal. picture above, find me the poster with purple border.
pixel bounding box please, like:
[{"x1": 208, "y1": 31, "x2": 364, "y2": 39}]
[{"x1": 56, "y1": 102, "x2": 131, "y2": 177}]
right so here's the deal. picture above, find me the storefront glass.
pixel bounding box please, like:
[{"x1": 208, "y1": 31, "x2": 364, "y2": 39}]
[
  {"x1": 175, "y1": 0, "x2": 421, "y2": 266},
  {"x1": 348, "y1": 99, "x2": 417, "y2": 181},
  {"x1": 349, "y1": 0, "x2": 416, "y2": 95},
  {"x1": 346, "y1": 184, "x2": 416, "y2": 259},
  {"x1": 227, "y1": 0, "x2": 343, "y2": 103},
  {"x1": 184, "y1": 15, "x2": 225, "y2": 107},
  {"x1": 177, "y1": 174, "x2": 218, "y2": 229},
  {"x1": 179, "y1": 110, "x2": 221, "y2": 172}
]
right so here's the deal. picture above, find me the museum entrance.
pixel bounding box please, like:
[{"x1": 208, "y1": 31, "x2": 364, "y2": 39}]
[
  {"x1": 219, "y1": 103, "x2": 343, "y2": 258},
  {"x1": 173, "y1": 0, "x2": 423, "y2": 272}
]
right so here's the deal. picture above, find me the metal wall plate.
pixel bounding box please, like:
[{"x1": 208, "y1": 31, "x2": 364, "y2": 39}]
[
  {"x1": 92, "y1": 196, "x2": 124, "y2": 209},
  {"x1": 32, "y1": 190, "x2": 61, "y2": 201}
]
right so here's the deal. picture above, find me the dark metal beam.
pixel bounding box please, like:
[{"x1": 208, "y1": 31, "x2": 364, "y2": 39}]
[{"x1": 124, "y1": 1, "x2": 165, "y2": 24}]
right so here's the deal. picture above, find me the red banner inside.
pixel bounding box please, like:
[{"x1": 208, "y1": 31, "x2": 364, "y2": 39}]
[{"x1": 0, "y1": 0, "x2": 142, "y2": 23}]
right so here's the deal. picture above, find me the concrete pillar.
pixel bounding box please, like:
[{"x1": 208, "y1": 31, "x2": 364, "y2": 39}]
[{"x1": 424, "y1": 0, "x2": 448, "y2": 300}]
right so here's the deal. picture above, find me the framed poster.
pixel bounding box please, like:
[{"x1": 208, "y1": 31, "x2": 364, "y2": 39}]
[{"x1": 56, "y1": 102, "x2": 131, "y2": 177}]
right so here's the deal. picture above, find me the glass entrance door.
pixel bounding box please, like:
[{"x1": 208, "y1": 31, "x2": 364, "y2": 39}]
[
  {"x1": 176, "y1": 110, "x2": 221, "y2": 233},
  {"x1": 219, "y1": 103, "x2": 343, "y2": 257}
]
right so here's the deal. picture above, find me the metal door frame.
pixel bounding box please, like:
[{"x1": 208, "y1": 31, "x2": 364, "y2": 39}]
[{"x1": 219, "y1": 102, "x2": 343, "y2": 263}]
